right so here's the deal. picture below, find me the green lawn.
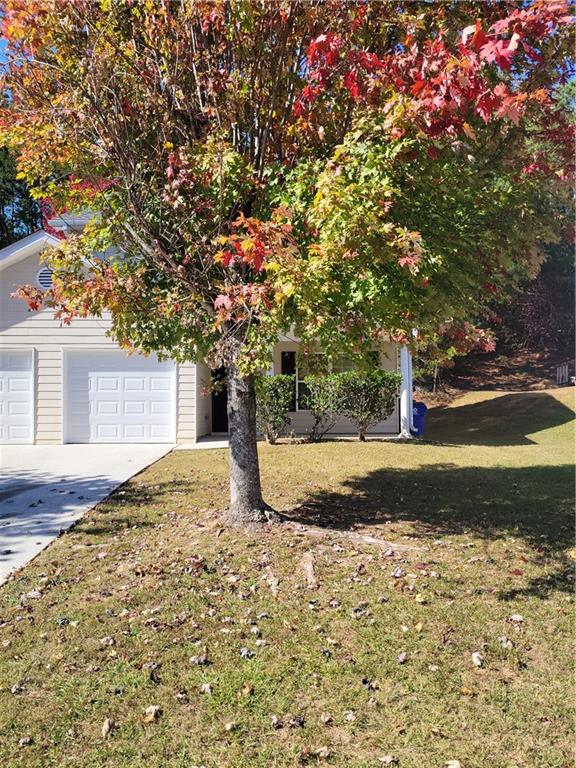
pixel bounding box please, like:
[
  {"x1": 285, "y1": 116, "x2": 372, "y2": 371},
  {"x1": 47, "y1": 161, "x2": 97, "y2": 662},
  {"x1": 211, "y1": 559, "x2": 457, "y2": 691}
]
[{"x1": 0, "y1": 389, "x2": 574, "y2": 768}]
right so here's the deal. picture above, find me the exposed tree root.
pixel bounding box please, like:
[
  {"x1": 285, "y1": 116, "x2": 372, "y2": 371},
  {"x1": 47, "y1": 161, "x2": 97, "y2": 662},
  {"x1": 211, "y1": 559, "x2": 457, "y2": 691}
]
[{"x1": 283, "y1": 521, "x2": 426, "y2": 552}]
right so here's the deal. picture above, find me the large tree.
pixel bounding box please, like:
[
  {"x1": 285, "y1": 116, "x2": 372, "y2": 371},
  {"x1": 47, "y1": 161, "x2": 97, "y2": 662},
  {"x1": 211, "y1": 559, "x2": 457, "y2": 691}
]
[{"x1": 1, "y1": 0, "x2": 572, "y2": 524}]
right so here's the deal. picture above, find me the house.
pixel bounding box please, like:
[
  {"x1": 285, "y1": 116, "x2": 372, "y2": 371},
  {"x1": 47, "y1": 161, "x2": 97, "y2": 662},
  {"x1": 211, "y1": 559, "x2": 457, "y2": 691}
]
[{"x1": 0, "y1": 220, "x2": 414, "y2": 446}]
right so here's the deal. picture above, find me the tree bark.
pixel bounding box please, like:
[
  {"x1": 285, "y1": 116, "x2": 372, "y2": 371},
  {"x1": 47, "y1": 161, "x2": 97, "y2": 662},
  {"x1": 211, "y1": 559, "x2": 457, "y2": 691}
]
[{"x1": 227, "y1": 365, "x2": 276, "y2": 524}]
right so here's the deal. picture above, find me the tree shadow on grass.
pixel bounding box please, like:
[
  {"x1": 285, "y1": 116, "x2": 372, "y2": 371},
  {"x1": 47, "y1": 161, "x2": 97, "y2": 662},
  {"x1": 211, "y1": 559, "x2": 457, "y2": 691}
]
[
  {"x1": 284, "y1": 462, "x2": 574, "y2": 598},
  {"x1": 424, "y1": 391, "x2": 574, "y2": 446}
]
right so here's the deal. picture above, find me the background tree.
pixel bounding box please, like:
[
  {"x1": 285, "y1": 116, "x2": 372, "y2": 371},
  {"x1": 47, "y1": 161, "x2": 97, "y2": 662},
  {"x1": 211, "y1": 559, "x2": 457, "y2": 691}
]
[
  {"x1": 0, "y1": 147, "x2": 41, "y2": 247},
  {"x1": 1, "y1": 0, "x2": 572, "y2": 524}
]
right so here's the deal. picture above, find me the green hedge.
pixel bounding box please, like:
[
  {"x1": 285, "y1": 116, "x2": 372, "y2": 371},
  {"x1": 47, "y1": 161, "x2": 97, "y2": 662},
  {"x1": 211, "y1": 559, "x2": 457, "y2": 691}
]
[
  {"x1": 256, "y1": 369, "x2": 401, "y2": 443},
  {"x1": 255, "y1": 374, "x2": 295, "y2": 444},
  {"x1": 335, "y1": 369, "x2": 401, "y2": 441}
]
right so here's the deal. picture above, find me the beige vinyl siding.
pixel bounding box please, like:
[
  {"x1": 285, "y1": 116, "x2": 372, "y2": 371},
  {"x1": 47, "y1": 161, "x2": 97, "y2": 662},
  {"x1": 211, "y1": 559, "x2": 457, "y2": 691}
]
[
  {"x1": 176, "y1": 362, "x2": 197, "y2": 443},
  {"x1": 272, "y1": 341, "x2": 400, "y2": 436}
]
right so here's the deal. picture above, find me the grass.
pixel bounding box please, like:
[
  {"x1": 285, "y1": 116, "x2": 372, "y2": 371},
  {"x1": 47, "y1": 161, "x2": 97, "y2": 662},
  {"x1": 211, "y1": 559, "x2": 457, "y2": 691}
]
[{"x1": 0, "y1": 388, "x2": 574, "y2": 768}]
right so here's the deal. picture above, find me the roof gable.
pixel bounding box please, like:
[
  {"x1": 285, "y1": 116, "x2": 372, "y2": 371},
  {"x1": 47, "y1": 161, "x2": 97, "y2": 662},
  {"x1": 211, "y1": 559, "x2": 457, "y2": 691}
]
[{"x1": 0, "y1": 231, "x2": 63, "y2": 272}]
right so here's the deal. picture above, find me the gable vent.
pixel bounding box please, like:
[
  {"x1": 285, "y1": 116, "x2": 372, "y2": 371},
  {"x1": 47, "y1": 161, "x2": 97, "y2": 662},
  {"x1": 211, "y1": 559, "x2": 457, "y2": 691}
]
[{"x1": 36, "y1": 266, "x2": 54, "y2": 290}]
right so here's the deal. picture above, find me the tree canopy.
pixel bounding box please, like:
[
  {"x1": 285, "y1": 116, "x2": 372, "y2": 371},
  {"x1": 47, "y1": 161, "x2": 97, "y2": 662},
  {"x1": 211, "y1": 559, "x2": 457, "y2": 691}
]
[
  {"x1": 1, "y1": 0, "x2": 573, "y2": 366},
  {"x1": 0, "y1": 0, "x2": 573, "y2": 520}
]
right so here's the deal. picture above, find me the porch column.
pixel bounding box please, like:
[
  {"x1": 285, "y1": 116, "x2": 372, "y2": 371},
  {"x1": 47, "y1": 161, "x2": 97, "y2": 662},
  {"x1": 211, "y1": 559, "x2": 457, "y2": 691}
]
[{"x1": 399, "y1": 345, "x2": 413, "y2": 438}]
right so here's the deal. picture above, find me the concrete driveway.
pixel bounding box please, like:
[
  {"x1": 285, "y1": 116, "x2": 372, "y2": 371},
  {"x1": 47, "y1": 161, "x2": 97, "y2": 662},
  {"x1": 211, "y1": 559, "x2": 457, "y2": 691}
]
[{"x1": 0, "y1": 444, "x2": 173, "y2": 584}]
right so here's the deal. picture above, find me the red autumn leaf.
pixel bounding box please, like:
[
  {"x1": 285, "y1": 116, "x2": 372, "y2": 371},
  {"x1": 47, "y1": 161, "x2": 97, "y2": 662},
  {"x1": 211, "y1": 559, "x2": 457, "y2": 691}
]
[
  {"x1": 475, "y1": 90, "x2": 502, "y2": 122},
  {"x1": 479, "y1": 39, "x2": 517, "y2": 70},
  {"x1": 472, "y1": 22, "x2": 490, "y2": 52},
  {"x1": 410, "y1": 79, "x2": 426, "y2": 96},
  {"x1": 521, "y1": 41, "x2": 543, "y2": 63},
  {"x1": 343, "y1": 69, "x2": 361, "y2": 100}
]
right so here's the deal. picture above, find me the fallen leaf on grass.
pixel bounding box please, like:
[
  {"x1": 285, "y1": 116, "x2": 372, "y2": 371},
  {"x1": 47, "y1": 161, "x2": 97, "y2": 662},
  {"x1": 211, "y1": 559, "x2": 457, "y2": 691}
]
[
  {"x1": 299, "y1": 551, "x2": 318, "y2": 588},
  {"x1": 142, "y1": 705, "x2": 162, "y2": 723},
  {"x1": 263, "y1": 567, "x2": 280, "y2": 596},
  {"x1": 240, "y1": 682, "x2": 254, "y2": 698},
  {"x1": 101, "y1": 718, "x2": 115, "y2": 738}
]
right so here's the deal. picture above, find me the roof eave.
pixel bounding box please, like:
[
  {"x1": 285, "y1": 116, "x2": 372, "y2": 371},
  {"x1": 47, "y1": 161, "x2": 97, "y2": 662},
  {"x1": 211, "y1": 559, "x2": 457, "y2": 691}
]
[{"x1": 0, "y1": 230, "x2": 63, "y2": 272}]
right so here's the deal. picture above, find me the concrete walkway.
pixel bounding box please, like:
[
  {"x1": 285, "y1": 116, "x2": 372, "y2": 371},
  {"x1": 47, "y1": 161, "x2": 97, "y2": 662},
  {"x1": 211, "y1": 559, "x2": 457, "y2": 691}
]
[{"x1": 0, "y1": 444, "x2": 173, "y2": 583}]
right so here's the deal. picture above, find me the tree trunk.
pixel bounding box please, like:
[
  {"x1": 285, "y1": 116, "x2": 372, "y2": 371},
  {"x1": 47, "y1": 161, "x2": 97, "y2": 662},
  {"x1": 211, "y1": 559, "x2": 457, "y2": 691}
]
[{"x1": 227, "y1": 365, "x2": 276, "y2": 525}]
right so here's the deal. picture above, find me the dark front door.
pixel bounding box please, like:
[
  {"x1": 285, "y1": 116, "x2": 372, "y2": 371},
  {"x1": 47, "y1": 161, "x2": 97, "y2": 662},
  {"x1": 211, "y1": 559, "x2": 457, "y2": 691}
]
[{"x1": 211, "y1": 367, "x2": 229, "y2": 433}]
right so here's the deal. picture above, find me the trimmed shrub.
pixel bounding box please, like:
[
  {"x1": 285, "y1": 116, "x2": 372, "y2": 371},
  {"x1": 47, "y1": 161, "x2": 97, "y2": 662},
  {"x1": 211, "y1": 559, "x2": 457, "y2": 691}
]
[
  {"x1": 255, "y1": 374, "x2": 295, "y2": 444},
  {"x1": 302, "y1": 374, "x2": 341, "y2": 442},
  {"x1": 336, "y1": 369, "x2": 401, "y2": 440}
]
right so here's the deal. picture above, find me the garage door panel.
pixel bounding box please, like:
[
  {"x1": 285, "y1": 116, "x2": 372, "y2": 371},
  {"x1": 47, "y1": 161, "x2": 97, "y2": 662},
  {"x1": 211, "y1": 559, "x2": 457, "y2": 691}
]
[
  {"x1": 66, "y1": 351, "x2": 175, "y2": 443},
  {"x1": 8, "y1": 425, "x2": 32, "y2": 440},
  {"x1": 8, "y1": 401, "x2": 31, "y2": 416},
  {"x1": 151, "y1": 401, "x2": 170, "y2": 415},
  {"x1": 124, "y1": 424, "x2": 146, "y2": 440},
  {"x1": 8, "y1": 377, "x2": 31, "y2": 392},
  {"x1": 0, "y1": 351, "x2": 34, "y2": 444},
  {"x1": 96, "y1": 424, "x2": 119, "y2": 440},
  {"x1": 124, "y1": 377, "x2": 145, "y2": 391},
  {"x1": 150, "y1": 377, "x2": 171, "y2": 392},
  {"x1": 97, "y1": 400, "x2": 120, "y2": 416},
  {"x1": 124, "y1": 401, "x2": 145, "y2": 415},
  {"x1": 96, "y1": 376, "x2": 120, "y2": 392}
]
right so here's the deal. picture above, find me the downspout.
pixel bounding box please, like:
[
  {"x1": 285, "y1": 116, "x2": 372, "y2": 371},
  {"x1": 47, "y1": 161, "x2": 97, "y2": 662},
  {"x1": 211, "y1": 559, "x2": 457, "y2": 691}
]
[{"x1": 399, "y1": 345, "x2": 413, "y2": 438}]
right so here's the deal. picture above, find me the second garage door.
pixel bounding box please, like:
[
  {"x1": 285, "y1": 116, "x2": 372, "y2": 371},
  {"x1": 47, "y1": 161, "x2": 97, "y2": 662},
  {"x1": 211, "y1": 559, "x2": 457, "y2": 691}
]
[
  {"x1": 65, "y1": 350, "x2": 175, "y2": 443},
  {"x1": 0, "y1": 350, "x2": 34, "y2": 444}
]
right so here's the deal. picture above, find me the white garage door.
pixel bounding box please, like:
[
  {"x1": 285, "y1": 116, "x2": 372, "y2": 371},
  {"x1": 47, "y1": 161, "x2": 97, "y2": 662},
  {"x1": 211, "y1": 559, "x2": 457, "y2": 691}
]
[
  {"x1": 65, "y1": 351, "x2": 175, "y2": 443},
  {"x1": 0, "y1": 350, "x2": 34, "y2": 444}
]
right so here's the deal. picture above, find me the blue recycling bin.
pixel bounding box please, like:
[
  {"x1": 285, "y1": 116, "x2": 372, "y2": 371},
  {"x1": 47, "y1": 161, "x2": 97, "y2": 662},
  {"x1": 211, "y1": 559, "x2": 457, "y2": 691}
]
[{"x1": 411, "y1": 401, "x2": 427, "y2": 437}]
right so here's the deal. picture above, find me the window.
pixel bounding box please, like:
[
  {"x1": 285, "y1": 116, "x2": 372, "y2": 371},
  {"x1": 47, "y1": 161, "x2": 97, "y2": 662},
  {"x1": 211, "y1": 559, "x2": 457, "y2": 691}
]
[
  {"x1": 280, "y1": 351, "x2": 380, "y2": 411},
  {"x1": 36, "y1": 266, "x2": 53, "y2": 290},
  {"x1": 280, "y1": 352, "x2": 324, "y2": 411},
  {"x1": 280, "y1": 351, "x2": 297, "y2": 411}
]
